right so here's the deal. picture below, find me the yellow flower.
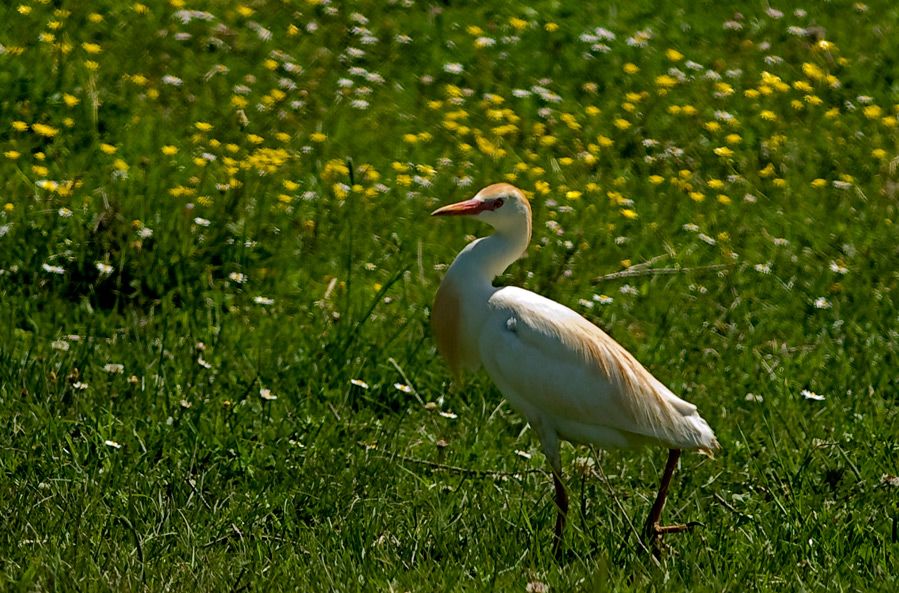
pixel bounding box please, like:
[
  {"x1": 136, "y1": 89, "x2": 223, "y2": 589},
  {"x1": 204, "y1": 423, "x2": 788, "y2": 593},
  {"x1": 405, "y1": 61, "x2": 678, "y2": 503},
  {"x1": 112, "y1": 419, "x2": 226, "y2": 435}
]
[
  {"x1": 744, "y1": 89, "x2": 760, "y2": 99},
  {"x1": 623, "y1": 63, "x2": 639, "y2": 74},
  {"x1": 4, "y1": 150, "x2": 21, "y2": 160},
  {"x1": 466, "y1": 25, "x2": 483, "y2": 36},
  {"x1": 620, "y1": 209, "x2": 638, "y2": 219},
  {"x1": 63, "y1": 93, "x2": 80, "y2": 107},
  {"x1": 626, "y1": 92, "x2": 645, "y2": 103},
  {"x1": 714, "y1": 82, "x2": 734, "y2": 96},
  {"x1": 113, "y1": 159, "x2": 129, "y2": 171},
  {"x1": 100, "y1": 143, "x2": 117, "y2": 154},
  {"x1": 713, "y1": 146, "x2": 734, "y2": 158},
  {"x1": 707, "y1": 179, "x2": 725, "y2": 190},
  {"x1": 597, "y1": 135, "x2": 613, "y2": 148},
  {"x1": 231, "y1": 95, "x2": 248, "y2": 108},
  {"x1": 565, "y1": 190, "x2": 582, "y2": 200},
  {"x1": 310, "y1": 132, "x2": 327, "y2": 143},
  {"x1": 17, "y1": 5, "x2": 32, "y2": 15},
  {"x1": 801, "y1": 62, "x2": 824, "y2": 80},
  {"x1": 759, "y1": 163, "x2": 775, "y2": 177},
  {"x1": 863, "y1": 105, "x2": 882, "y2": 119},
  {"x1": 717, "y1": 194, "x2": 732, "y2": 205},
  {"x1": 194, "y1": 121, "x2": 213, "y2": 132},
  {"x1": 773, "y1": 178, "x2": 787, "y2": 188},
  {"x1": 689, "y1": 191, "x2": 705, "y2": 202},
  {"x1": 655, "y1": 74, "x2": 678, "y2": 89},
  {"x1": 237, "y1": 4, "x2": 255, "y2": 17},
  {"x1": 539, "y1": 135, "x2": 557, "y2": 147},
  {"x1": 804, "y1": 94, "x2": 823, "y2": 106},
  {"x1": 32, "y1": 123, "x2": 59, "y2": 137},
  {"x1": 648, "y1": 175, "x2": 664, "y2": 185},
  {"x1": 88, "y1": 13, "x2": 104, "y2": 23},
  {"x1": 725, "y1": 133, "x2": 742, "y2": 145},
  {"x1": 161, "y1": 145, "x2": 178, "y2": 155},
  {"x1": 704, "y1": 121, "x2": 721, "y2": 132},
  {"x1": 12, "y1": 121, "x2": 29, "y2": 132},
  {"x1": 82, "y1": 42, "x2": 102, "y2": 54},
  {"x1": 85, "y1": 60, "x2": 99, "y2": 71},
  {"x1": 509, "y1": 17, "x2": 528, "y2": 31},
  {"x1": 544, "y1": 22, "x2": 559, "y2": 32},
  {"x1": 665, "y1": 48, "x2": 684, "y2": 62},
  {"x1": 760, "y1": 110, "x2": 777, "y2": 121},
  {"x1": 585, "y1": 105, "x2": 601, "y2": 117},
  {"x1": 811, "y1": 178, "x2": 827, "y2": 188},
  {"x1": 825, "y1": 107, "x2": 840, "y2": 119},
  {"x1": 613, "y1": 118, "x2": 631, "y2": 130}
]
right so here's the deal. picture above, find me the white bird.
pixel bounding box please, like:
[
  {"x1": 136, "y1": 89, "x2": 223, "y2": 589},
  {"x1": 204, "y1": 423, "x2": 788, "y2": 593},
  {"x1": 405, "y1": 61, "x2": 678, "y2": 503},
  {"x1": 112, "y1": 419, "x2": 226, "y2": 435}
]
[{"x1": 431, "y1": 183, "x2": 718, "y2": 557}]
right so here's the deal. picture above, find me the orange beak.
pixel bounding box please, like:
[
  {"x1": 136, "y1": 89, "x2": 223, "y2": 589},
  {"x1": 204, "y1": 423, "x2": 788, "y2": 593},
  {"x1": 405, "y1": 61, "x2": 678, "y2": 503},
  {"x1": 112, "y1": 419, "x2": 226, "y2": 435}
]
[{"x1": 431, "y1": 198, "x2": 487, "y2": 217}]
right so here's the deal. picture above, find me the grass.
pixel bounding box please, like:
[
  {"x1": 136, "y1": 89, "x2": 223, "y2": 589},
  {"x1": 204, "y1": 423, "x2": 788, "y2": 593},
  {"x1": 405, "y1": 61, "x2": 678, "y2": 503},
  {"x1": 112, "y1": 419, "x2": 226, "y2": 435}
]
[{"x1": 1, "y1": 0, "x2": 898, "y2": 590}]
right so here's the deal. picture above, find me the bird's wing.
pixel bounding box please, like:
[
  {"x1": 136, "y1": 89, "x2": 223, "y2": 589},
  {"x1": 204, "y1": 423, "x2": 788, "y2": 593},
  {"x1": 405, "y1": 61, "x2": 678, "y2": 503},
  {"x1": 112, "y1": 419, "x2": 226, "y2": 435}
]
[{"x1": 479, "y1": 286, "x2": 717, "y2": 450}]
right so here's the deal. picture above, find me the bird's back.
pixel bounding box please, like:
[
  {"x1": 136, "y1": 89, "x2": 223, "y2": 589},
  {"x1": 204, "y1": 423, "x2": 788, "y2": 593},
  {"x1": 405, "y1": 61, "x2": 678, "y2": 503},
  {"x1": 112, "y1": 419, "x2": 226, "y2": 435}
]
[{"x1": 479, "y1": 287, "x2": 718, "y2": 451}]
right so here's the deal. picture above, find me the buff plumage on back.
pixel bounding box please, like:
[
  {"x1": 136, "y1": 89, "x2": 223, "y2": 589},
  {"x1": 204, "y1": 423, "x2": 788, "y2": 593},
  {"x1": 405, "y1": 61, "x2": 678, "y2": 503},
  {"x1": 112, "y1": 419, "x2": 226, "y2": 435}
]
[{"x1": 497, "y1": 291, "x2": 720, "y2": 452}]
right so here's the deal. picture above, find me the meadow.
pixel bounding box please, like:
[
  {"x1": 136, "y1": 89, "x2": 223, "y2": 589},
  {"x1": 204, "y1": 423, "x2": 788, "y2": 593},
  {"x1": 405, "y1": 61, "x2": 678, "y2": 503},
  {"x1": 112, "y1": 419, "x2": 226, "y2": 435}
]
[{"x1": 1, "y1": 0, "x2": 897, "y2": 590}]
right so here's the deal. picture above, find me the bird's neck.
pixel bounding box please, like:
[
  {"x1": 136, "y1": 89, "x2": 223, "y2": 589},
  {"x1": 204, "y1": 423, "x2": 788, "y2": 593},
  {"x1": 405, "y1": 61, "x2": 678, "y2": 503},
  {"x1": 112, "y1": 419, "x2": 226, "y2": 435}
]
[{"x1": 447, "y1": 228, "x2": 529, "y2": 287}]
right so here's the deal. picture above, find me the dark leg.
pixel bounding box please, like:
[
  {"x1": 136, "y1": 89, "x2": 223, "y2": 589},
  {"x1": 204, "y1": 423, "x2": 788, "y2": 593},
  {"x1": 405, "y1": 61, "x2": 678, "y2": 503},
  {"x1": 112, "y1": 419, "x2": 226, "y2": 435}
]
[
  {"x1": 552, "y1": 470, "x2": 569, "y2": 560},
  {"x1": 642, "y1": 449, "x2": 694, "y2": 557}
]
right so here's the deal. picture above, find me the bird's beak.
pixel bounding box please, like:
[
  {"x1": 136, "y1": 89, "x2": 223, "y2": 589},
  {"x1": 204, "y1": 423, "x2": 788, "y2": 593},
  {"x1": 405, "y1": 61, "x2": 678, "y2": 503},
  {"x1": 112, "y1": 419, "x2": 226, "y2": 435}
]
[{"x1": 431, "y1": 198, "x2": 486, "y2": 217}]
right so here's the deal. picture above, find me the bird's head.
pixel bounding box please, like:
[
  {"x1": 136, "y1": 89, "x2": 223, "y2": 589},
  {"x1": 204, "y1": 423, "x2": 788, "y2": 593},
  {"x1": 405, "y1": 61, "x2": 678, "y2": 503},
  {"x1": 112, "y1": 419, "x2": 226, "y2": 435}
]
[{"x1": 431, "y1": 183, "x2": 531, "y2": 235}]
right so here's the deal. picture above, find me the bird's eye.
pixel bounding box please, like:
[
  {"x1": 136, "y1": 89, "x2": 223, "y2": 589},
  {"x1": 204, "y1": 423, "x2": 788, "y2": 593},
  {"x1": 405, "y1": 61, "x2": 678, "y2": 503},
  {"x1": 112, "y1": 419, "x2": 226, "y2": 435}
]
[{"x1": 492, "y1": 198, "x2": 504, "y2": 209}]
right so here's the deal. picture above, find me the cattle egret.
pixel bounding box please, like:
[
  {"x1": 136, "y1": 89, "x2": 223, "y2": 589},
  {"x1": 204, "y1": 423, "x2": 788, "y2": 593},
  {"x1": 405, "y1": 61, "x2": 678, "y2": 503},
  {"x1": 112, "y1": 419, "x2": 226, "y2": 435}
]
[{"x1": 431, "y1": 183, "x2": 719, "y2": 557}]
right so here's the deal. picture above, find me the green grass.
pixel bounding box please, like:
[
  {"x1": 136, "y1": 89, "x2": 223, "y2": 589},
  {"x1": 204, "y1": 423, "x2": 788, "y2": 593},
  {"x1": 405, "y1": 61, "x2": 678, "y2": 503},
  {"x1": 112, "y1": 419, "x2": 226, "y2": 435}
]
[{"x1": 1, "y1": 0, "x2": 898, "y2": 590}]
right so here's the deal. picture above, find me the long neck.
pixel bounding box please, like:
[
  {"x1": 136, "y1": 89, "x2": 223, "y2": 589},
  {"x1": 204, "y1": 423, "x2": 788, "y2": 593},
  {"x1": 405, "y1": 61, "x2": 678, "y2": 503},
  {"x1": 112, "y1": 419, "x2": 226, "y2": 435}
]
[{"x1": 447, "y1": 228, "x2": 529, "y2": 286}]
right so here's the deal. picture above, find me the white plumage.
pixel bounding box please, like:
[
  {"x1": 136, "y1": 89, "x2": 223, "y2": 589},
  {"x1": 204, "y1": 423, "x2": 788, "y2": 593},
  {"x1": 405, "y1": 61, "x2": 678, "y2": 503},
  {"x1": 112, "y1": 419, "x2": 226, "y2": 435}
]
[{"x1": 431, "y1": 183, "x2": 718, "y2": 557}]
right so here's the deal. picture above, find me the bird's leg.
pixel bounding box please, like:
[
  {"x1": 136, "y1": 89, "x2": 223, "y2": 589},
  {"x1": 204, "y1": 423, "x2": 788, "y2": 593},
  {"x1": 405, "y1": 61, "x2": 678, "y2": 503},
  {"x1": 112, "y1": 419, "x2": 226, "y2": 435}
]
[
  {"x1": 641, "y1": 449, "x2": 695, "y2": 557},
  {"x1": 551, "y1": 469, "x2": 569, "y2": 560},
  {"x1": 538, "y1": 427, "x2": 568, "y2": 560}
]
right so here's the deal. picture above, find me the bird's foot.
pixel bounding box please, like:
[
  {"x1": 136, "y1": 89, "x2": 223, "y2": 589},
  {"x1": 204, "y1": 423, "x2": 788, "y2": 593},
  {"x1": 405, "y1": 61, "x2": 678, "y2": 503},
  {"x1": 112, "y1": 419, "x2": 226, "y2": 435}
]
[{"x1": 641, "y1": 521, "x2": 702, "y2": 557}]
